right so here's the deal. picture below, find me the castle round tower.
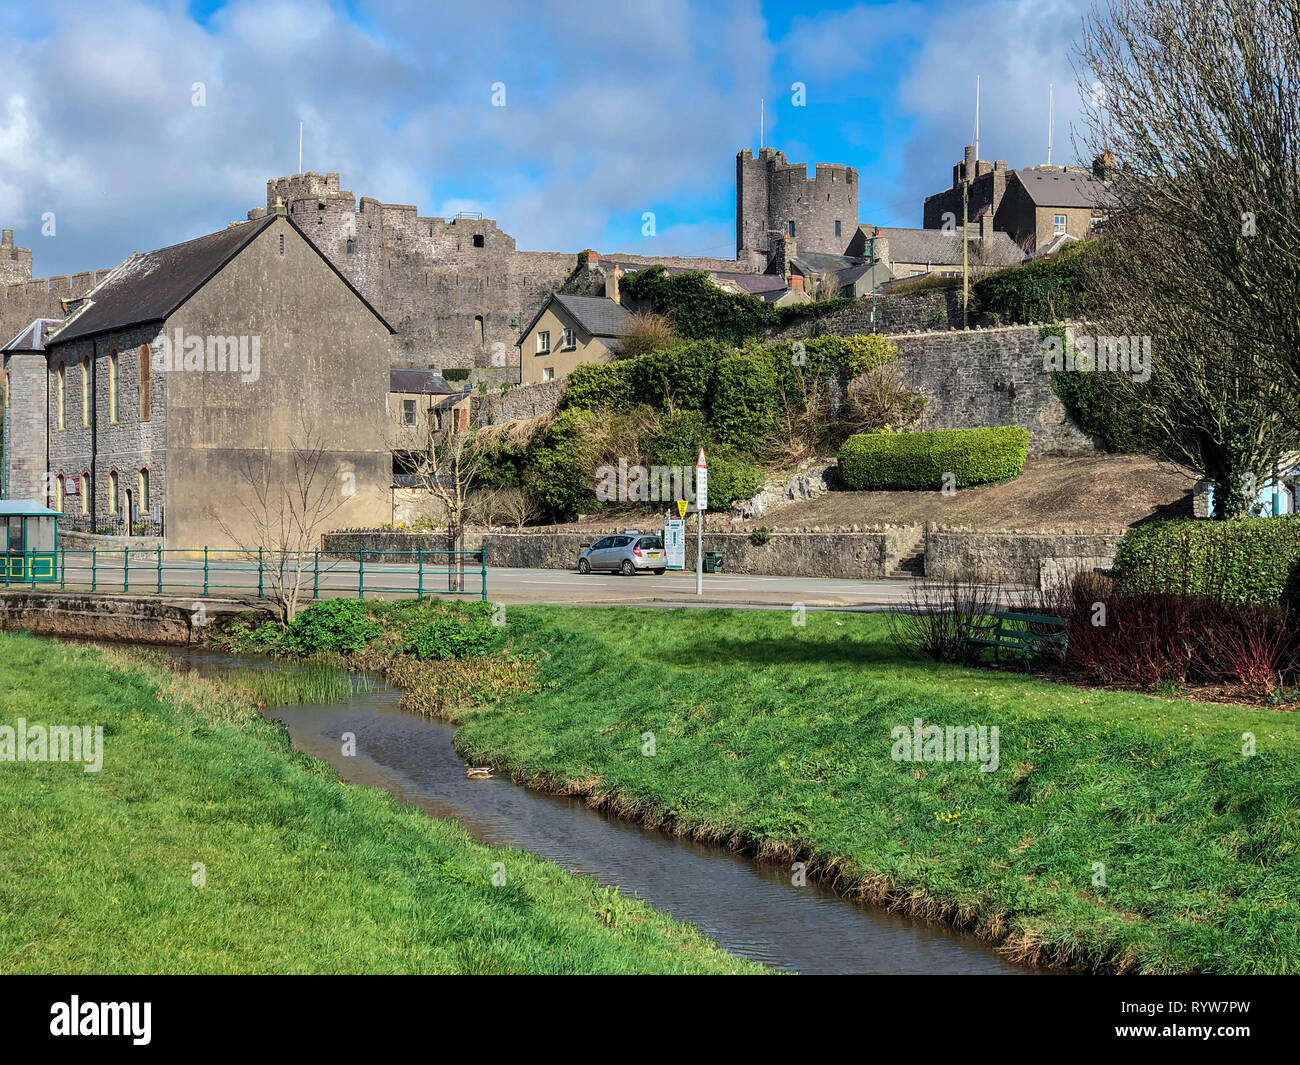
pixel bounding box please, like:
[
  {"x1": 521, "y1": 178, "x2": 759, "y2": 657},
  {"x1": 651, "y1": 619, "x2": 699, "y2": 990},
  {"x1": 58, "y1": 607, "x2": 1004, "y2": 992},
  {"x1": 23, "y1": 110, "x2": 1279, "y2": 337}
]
[{"x1": 736, "y1": 148, "x2": 858, "y2": 267}]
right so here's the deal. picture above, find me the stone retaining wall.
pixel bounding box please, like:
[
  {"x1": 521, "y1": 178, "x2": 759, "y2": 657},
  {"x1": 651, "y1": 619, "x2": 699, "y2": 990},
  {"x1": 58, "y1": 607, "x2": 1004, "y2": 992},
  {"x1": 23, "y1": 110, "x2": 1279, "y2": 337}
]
[
  {"x1": 924, "y1": 529, "x2": 1121, "y2": 587},
  {"x1": 0, "y1": 592, "x2": 269, "y2": 643},
  {"x1": 481, "y1": 529, "x2": 904, "y2": 579}
]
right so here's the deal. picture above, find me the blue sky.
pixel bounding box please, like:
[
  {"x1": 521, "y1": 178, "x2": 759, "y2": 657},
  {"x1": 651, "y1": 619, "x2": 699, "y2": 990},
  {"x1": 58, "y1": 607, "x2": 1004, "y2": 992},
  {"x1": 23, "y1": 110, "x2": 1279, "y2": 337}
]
[{"x1": 0, "y1": 0, "x2": 1093, "y2": 275}]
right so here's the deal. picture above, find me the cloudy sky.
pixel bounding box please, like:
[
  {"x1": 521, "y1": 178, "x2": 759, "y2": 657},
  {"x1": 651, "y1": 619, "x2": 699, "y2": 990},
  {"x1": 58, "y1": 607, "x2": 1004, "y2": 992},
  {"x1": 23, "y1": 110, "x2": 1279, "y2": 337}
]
[{"x1": 0, "y1": 0, "x2": 1093, "y2": 276}]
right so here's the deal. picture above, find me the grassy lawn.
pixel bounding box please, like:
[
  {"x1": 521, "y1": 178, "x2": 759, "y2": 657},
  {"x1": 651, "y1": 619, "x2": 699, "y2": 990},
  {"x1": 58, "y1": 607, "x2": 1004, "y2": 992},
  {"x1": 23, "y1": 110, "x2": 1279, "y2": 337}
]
[
  {"x1": 445, "y1": 606, "x2": 1300, "y2": 974},
  {"x1": 0, "y1": 633, "x2": 756, "y2": 974}
]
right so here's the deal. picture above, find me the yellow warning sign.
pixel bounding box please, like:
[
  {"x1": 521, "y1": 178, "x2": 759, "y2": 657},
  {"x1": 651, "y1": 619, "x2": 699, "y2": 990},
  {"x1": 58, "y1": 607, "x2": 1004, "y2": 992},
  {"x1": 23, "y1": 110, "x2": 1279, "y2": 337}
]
[{"x1": 676, "y1": 499, "x2": 688, "y2": 518}]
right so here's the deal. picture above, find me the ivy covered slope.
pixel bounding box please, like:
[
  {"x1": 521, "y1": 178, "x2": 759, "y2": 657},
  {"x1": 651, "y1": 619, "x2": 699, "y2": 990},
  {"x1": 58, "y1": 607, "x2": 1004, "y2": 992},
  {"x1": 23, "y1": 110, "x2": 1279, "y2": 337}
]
[{"x1": 477, "y1": 332, "x2": 907, "y2": 520}]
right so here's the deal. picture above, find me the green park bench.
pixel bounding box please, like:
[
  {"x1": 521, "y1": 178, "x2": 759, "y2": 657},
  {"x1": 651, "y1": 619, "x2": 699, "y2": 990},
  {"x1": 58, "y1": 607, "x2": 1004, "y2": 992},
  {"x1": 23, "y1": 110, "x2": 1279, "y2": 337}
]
[{"x1": 958, "y1": 611, "x2": 1069, "y2": 673}]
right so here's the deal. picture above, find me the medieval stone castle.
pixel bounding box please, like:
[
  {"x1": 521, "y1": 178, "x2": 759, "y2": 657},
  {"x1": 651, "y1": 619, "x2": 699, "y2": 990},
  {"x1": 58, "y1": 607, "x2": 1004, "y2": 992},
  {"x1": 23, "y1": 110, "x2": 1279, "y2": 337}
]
[{"x1": 0, "y1": 147, "x2": 867, "y2": 379}]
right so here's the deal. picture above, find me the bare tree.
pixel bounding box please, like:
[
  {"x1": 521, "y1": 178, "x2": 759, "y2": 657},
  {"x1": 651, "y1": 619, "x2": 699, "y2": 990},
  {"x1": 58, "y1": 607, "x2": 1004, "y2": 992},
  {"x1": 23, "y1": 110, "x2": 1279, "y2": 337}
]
[
  {"x1": 220, "y1": 419, "x2": 351, "y2": 621},
  {"x1": 1074, "y1": 0, "x2": 1300, "y2": 515},
  {"x1": 396, "y1": 412, "x2": 488, "y2": 591}
]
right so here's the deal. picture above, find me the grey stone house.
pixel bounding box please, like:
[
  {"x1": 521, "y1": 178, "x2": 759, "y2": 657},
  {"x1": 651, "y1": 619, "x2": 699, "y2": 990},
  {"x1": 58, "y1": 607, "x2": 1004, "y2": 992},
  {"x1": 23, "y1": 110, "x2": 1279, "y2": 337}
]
[{"x1": 3, "y1": 206, "x2": 398, "y2": 548}]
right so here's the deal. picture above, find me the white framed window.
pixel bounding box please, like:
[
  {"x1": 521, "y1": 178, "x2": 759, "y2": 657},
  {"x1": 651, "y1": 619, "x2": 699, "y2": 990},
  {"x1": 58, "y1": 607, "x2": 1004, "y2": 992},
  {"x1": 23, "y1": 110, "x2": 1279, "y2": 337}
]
[
  {"x1": 536, "y1": 330, "x2": 550, "y2": 354},
  {"x1": 542, "y1": 367, "x2": 555, "y2": 382},
  {"x1": 561, "y1": 328, "x2": 576, "y2": 351},
  {"x1": 1053, "y1": 214, "x2": 1067, "y2": 235},
  {"x1": 402, "y1": 399, "x2": 417, "y2": 426}
]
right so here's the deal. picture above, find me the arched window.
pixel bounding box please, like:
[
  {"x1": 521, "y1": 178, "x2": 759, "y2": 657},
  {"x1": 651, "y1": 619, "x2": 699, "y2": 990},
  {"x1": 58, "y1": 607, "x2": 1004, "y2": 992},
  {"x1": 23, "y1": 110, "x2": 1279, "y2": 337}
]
[
  {"x1": 108, "y1": 470, "x2": 119, "y2": 514},
  {"x1": 138, "y1": 468, "x2": 149, "y2": 513},
  {"x1": 81, "y1": 470, "x2": 91, "y2": 515},
  {"x1": 81, "y1": 357, "x2": 91, "y2": 427},
  {"x1": 474, "y1": 315, "x2": 484, "y2": 344},
  {"x1": 55, "y1": 473, "x2": 65, "y2": 512},
  {"x1": 108, "y1": 351, "x2": 119, "y2": 423},
  {"x1": 138, "y1": 345, "x2": 151, "y2": 421},
  {"x1": 56, "y1": 362, "x2": 66, "y2": 430}
]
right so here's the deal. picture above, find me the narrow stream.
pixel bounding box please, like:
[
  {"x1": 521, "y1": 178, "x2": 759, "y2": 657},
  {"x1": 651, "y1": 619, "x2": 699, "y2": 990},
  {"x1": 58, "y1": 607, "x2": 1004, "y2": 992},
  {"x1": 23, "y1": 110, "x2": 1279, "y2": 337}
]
[{"x1": 170, "y1": 648, "x2": 1042, "y2": 975}]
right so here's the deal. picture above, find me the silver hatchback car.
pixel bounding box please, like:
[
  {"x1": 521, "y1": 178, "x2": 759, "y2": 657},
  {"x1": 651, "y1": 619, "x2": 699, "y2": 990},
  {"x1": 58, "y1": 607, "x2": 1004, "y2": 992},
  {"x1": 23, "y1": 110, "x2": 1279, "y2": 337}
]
[{"x1": 577, "y1": 531, "x2": 667, "y2": 575}]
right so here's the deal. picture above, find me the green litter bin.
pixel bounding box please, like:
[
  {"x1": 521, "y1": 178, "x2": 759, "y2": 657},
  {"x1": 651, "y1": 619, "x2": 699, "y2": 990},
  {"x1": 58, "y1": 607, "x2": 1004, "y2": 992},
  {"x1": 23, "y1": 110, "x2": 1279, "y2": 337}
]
[{"x1": 703, "y1": 550, "x2": 724, "y2": 573}]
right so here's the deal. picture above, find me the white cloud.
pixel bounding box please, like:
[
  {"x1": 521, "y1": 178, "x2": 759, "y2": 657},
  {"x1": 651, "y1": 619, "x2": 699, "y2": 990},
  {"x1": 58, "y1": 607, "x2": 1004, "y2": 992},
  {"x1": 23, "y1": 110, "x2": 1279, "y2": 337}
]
[{"x1": 0, "y1": 0, "x2": 772, "y2": 274}]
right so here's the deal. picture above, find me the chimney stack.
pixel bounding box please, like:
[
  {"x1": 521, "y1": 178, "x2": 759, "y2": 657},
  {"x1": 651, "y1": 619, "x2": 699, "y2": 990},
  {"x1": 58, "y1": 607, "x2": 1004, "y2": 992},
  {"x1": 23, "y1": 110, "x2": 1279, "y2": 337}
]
[
  {"x1": 584, "y1": 249, "x2": 599, "y2": 267},
  {"x1": 980, "y1": 210, "x2": 993, "y2": 242},
  {"x1": 604, "y1": 266, "x2": 622, "y2": 303},
  {"x1": 789, "y1": 274, "x2": 805, "y2": 293}
]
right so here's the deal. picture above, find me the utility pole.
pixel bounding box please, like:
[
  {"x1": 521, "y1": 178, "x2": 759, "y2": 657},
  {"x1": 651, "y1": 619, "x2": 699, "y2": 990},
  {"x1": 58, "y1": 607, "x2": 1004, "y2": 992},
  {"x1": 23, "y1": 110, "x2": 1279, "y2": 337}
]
[
  {"x1": 962, "y1": 175, "x2": 969, "y2": 329},
  {"x1": 870, "y1": 227, "x2": 878, "y2": 331}
]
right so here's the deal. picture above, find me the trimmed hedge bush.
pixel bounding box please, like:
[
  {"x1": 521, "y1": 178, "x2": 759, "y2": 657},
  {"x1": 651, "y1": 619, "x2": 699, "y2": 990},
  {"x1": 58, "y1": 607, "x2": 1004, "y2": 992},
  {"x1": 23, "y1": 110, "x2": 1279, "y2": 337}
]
[
  {"x1": 1113, "y1": 516, "x2": 1300, "y2": 606},
  {"x1": 837, "y1": 426, "x2": 1029, "y2": 490}
]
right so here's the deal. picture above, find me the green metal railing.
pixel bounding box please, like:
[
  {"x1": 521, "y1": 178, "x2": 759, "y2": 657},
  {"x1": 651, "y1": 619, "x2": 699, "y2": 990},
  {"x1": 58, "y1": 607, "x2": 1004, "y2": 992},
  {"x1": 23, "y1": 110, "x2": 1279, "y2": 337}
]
[{"x1": 30, "y1": 547, "x2": 488, "y2": 601}]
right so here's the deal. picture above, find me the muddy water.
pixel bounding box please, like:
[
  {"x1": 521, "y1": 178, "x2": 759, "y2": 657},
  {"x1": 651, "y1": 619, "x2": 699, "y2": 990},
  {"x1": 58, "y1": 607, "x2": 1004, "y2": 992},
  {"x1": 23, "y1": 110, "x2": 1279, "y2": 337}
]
[{"x1": 171, "y1": 649, "x2": 1040, "y2": 975}]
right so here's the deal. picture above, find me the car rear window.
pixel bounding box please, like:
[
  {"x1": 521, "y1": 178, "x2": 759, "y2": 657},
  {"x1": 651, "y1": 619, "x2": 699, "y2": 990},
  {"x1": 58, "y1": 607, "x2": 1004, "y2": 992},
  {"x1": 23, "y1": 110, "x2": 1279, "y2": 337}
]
[{"x1": 639, "y1": 536, "x2": 663, "y2": 549}]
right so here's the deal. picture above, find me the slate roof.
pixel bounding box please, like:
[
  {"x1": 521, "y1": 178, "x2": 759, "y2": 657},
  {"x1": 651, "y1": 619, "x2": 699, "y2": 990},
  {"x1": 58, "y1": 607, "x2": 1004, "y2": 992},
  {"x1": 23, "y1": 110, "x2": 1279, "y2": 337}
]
[
  {"x1": 875, "y1": 226, "x2": 1024, "y2": 268},
  {"x1": 553, "y1": 293, "x2": 631, "y2": 338},
  {"x1": 389, "y1": 368, "x2": 461, "y2": 395},
  {"x1": 2, "y1": 318, "x2": 63, "y2": 354},
  {"x1": 50, "y1": 214, "x2": 394, "y2": 345},
  {"x1": 517, "y1": 292, "x2": 632, "y2": 346},
  {"x1": 1015, "y1": 169, "x2": 1119, "y2": 210},
  {"x1": 790, "y1": 250, "x2": 863, "y2": 275}
]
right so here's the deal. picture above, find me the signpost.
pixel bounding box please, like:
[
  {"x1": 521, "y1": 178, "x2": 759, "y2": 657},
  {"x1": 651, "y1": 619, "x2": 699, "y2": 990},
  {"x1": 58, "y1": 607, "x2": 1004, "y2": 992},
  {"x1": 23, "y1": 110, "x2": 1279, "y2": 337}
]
[{"x1": 695, "y1": 447, "x2": 708, "y2": 595}]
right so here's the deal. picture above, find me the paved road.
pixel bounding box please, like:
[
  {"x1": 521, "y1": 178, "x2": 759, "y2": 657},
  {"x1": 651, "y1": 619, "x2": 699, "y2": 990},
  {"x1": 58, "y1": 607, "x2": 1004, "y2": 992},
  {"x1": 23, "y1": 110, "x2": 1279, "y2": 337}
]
[
  {"x1": 31, "y1": 554, "x2": 933, "y2": 610},
  {"x1": 487, "y1": 567, "x2": 922, "y2": 609}
]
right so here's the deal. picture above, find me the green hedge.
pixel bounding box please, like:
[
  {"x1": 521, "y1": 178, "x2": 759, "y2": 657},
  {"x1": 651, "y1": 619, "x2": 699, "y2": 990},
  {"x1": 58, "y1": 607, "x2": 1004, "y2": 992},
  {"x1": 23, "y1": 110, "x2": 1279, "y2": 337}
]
[
  {"x1": 837, "y1": 426, "x2": 1029, "y2": 490},
  {"x1": 1113, "y1": 516, "x2": 1300, "y2": 606}
]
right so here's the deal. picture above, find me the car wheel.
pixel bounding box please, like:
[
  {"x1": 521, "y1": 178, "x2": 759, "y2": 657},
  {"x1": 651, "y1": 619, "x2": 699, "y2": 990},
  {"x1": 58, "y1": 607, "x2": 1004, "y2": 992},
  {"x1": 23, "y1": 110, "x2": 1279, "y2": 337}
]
[
  {"x1": 621, "y1": 559, "x2": 636, "y2": 576},
  {"x1": 653, "y1": 568, "x2": 665, "y2": 575},
  {"x1": 577, "y1": 558, "x2": 591, "y2": 574}
]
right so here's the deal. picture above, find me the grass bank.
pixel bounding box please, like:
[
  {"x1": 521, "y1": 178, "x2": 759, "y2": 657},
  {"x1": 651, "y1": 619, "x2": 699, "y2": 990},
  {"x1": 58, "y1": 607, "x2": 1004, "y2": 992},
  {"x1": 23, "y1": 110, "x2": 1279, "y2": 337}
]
[
  {"x1": 433, "y1": 606, "x2": 1300, "y2": 974},
  {"x1": 0, "y1": 633, "x2": 756, "y2": 974}
]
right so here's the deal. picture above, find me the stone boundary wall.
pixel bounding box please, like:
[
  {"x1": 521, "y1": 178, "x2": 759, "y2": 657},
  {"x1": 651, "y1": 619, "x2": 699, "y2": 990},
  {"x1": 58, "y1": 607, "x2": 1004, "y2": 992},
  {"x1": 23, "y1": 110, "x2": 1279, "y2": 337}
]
[
  {"x1": 771, "y1": 289, "x2": 963, "y2": 339},
  {"x1": 924, "y1": 530, "x2": 1122, "y2": 588},
  {"x1": 481, "y1": 530, "x2": 904, "y2": 579},
  {"x1": 324, "y1": 526, "x2": 1123, "y2": 585},
  {"x1": 866, "y1": 324, "x2": 1095, "y2": 456},
  {"x1": 0, "y1": 591, "x2": 267, "y2": 643},
  {"x1": 61, "y1": 531, "x2": 166, "y2": 551},
  {"x1": 470, "y1": 378, "x2": 565, "y2": 427},
  {"x1": 0, "y1": 268, "x2": 114, "y2": 351}
]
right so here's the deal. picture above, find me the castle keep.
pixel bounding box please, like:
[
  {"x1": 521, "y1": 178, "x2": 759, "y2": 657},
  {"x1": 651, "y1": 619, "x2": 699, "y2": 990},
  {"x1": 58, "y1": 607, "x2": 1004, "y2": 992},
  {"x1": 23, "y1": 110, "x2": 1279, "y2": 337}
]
[{"x1": 736, "y1": 148, "x2": 859, "y2": 267}]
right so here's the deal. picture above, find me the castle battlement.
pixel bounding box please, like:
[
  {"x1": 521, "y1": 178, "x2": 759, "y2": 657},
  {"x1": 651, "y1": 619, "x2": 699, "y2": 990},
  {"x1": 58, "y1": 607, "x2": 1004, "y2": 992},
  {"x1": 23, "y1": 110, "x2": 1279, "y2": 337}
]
[
  {"x1": 736, "y1": 147, "x2": 859, "y2": 264},
  {"x1": 1, "y1": 229, "x2": 34, "y2": 284}
]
